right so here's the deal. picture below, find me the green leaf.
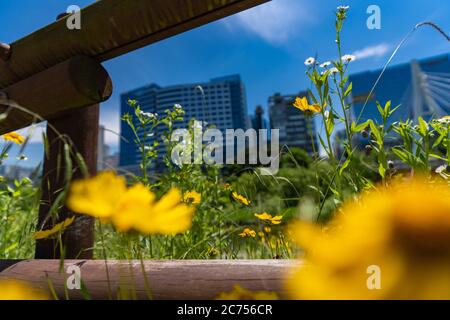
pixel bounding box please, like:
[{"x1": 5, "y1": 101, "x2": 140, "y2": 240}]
[
  {"x1": 339, "y1": 158, "x2": 351, "y2": 175},
  {"x1": 369, "y1": 121, "x2": 383, "y2": 146},
  {"x1": 351, "y1": 120, "x2": 370, "y2": 133},
  {"x1": 392, "y1": 147, "x2": 408, "y2": 163},
  {"x1": 344, "y1": 82, "x2": 353, "y2": 97},
  {"x1": 378, "y1": 152, "x2": 387, "y2": 178},
  {"x1": 418, "y1": 116, "x2": 429, "y2": 136}
]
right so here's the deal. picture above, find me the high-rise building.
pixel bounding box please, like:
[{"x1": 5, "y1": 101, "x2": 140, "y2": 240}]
[
  {"x1": 349, "y1": 54, "x2": 450, "y2": 126},
  {"x1": 119, "y1": 75, "x2": 248, "y2": 172},
  {"x1": 268, "y1": 93, "x2": 318, "y2": 154}
]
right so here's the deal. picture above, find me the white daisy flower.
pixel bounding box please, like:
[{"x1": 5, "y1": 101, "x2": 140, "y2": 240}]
[
  {"x1": 320, "y1": 61, "x2": 331, "y2": 68},
  {"x1": 342, "y1": 54, "x2": 356, "y2": 63},
  {"x1": 140, "y1": 111, "x2": 157, "y2": 120},
  {"x1": 304, "y1": 57, "x2": 316, "y2": 66},
  {"x1": 437, "y1": 116, "x2": 450, "y2": 125},
  {"x1": 329, "y1": 67, "x2": 339, "y2": 75},
  {"x1": 337, "y1": 5, "x2": 350, "y2": 11}
]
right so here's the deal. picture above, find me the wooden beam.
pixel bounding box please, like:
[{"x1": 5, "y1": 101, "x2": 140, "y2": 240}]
[
  {"x1": 0, "y1": 0, "x2": 270, "y2": 89},
  {"x1": 0, "y1": 260, "x2": 297, "y2": 299},
  {"x1": 0, "y1": 56, "x2": 111, "y2": 135}
]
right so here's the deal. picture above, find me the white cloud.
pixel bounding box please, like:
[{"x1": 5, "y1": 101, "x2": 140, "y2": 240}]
[
  {"x1": 352, "y1": 43, "x2": 391, "y2": 60},
  {"x1": 100, "y1": 105, "x2": 121, "y2": 147},
  {"x1": 224, "y1": 0, "x2": 314, "y2": 45}
]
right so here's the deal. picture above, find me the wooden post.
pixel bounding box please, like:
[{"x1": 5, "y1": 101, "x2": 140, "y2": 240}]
[
  {"x1": 35, "y1": 106, "x2": 100, "y2": 259},
  {"x1": 1, "y1": 56, "x2": 116, "y2": 259}
]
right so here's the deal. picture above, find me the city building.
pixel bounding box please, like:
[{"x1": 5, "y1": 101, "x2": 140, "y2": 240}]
[
  {"x1": 349, "y1": 53, "x2": 450, "y2": 126},
  {"x1": 119, "y1": 75, "x2": 248, "y2": 172},
  {"x1": 268, "y1": 92, "x2": 318, "y2": 155}
]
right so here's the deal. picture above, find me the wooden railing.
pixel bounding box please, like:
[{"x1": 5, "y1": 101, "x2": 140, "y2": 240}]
[{"x1": 0, "y1": 260, "x2": 296, "y2": 299}]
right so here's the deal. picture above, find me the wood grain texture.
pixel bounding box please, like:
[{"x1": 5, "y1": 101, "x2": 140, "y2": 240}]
[
  {"x1": 0, "y1": 0, "x2": 270, "y2": 89},
  {"x1": 0, "y1": 260, "x2": 299, "y2": 300},
  {"x1": 0, "y1": 56, "x2": 111, "y2": 134}
]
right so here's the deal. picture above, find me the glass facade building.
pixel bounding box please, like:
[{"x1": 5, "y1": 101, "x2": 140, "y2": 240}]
[
  {"x1": 268, "y1": 92, "x2": 318, "y2": 154},
  {"x1": 119, "y1": 75, "x2": 248, "y2": 172}
]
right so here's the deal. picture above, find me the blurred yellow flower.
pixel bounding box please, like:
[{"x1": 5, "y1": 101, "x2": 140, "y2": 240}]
[
  {"x1": 287, "y1": 178, "x2": 450, "y2": 300},
  {"x1": 67, "y1": 171, "x2": 127, "y2": 219},
  {"x1": 264, "y1": 227, "x2": 271, "y2": 233},
  {"x1": 67, "y1": 172, "x2": 195, "y2": 235},
  {"x1": 239, "y1": 228, "x2": 256, "y2": 238},
  {"x1": 217, "y1": 285, "x2": 278, "y2": 300},
  {"x1": 232, "y1": 192, "x2": 250, "y2": 206},
  {"x1": 255, "y1": 213, "x2": 283, "y2": 225},
  {"x1": 224, "y1": 183, "x2": 232, "y2": 191},
  {"x1": 0, "y1": 280, "x2": 50, "y2": 300},
  {"x1": 183, "y1": 190, "x2": 201, "y2": 205},
  {"x1": 2, "y1": 132, "x2": 25, "y2": 145},
  {"x1": 34, "y1": 216, "x2": 75, "y2": 240},
  {"x1": 292, "y1": 97, "x2": 322, "y2": 115}
]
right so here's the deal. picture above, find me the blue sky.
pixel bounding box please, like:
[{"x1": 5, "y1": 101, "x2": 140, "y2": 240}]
[{"x1": 1, "y1": 0, "x2": 449, "y2": 168}]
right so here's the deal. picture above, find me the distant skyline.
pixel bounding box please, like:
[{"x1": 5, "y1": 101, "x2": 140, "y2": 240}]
[{"x1": 1, "y1": 0, "x2": 449, "y2": 168}]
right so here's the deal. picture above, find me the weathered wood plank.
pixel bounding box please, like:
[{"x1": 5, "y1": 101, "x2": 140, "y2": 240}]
[
  {"x1": 0, "y1": 55, "x2": 112, "y2": 134},
  {"x1": 0, "y1": 0, "x2": 270, "y2": 89},
  {"x1": 0, "y1": 260, "x2": 298, "y2": 300}
]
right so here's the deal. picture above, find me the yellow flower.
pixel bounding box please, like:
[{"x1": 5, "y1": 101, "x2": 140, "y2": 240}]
[
  {"x1": 67, "y1": 171, "x2": 127, "y2": 219},
  {"x1": 258, "y1": 231, "x2": 265, "y2": 238},
  {"x1": 287, "y1": 178, "x2": 450, "y2": 300},
  {"x1": 216, "y1": 285, "x2": 278, "y2": 300},
  {"x1": 264, "y1": 226, "x2": 271, "y2": 233},
  {"x1": 255, "y1": 213, "x2": 283, "y2": 225},
  {"x1": 34, "y1": 216, "x2": 75, "y2": 240},
  {"x1": 292, "y1": 97, "x2": 322, "y2": 115},
  {"x1": 2, "y1": 132, "x2": 25, "y2": 145},
  {"x1": 183, "y1": 190, "x2": 201, "y2": 205},
  {"x1": 0, "y1": 280, "x2": 50, "y2": 300},
  {"x1": 67, "y1": 172, "x2": 195, "y2": 235},
  {"x1": 232, "y1": 192, "x2": 250, "y2": 206},
  {"x1": 224, "y1": 183, "x2": 232, "y2": 191},
  {"x1": 131, "y1": 188, "x2": 195, "y2": 235},
  {"x1": 239, "y1": 228, "x2": 256, "y2": 238}
]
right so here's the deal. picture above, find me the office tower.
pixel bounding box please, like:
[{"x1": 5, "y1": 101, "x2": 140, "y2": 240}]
[
  {"x1": 269, "y1": 92, "x2": 318, "y2": 154},
  {"x1": 119, "y1": 75, "x2": 248, "y2": 172}
]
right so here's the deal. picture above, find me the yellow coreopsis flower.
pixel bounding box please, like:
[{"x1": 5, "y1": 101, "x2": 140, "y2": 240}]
[
  {"x1": 292, "y1": 97, "x2": 322, "y2": 115},
  {"x1": 239, "y1": 228, "x2": 256, "y2": 238},
  {"x1": 0, "y1": 280, "x2": 51, "y2": 300},
  {"x1": 67, "y1": 171, "x2": 195, "y2": 236},
  {"x1": 216, "y1": 285, "x2": 278, "y2": 300},
  {"x1": 232, "y1": 192, "x2": 250, "y2": 206},
  {"x1": 67, "y1": 171, "x2": 127, "y2": 219},
  {"x1": 255, "y1": 213, "x2": 283, "y2": 225},
  {"x1": 2, "y1": 132, "x2": 25, "y2": 145},
  {"x1": 183, "y1": 190, "x2": 201, "y2": 205},
  {"x1": 286, "y1": 178, "x2": 450, "y2": 300},
  {"x1": 34, "y1": 216, "x2": 75, "y2": 240}
]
